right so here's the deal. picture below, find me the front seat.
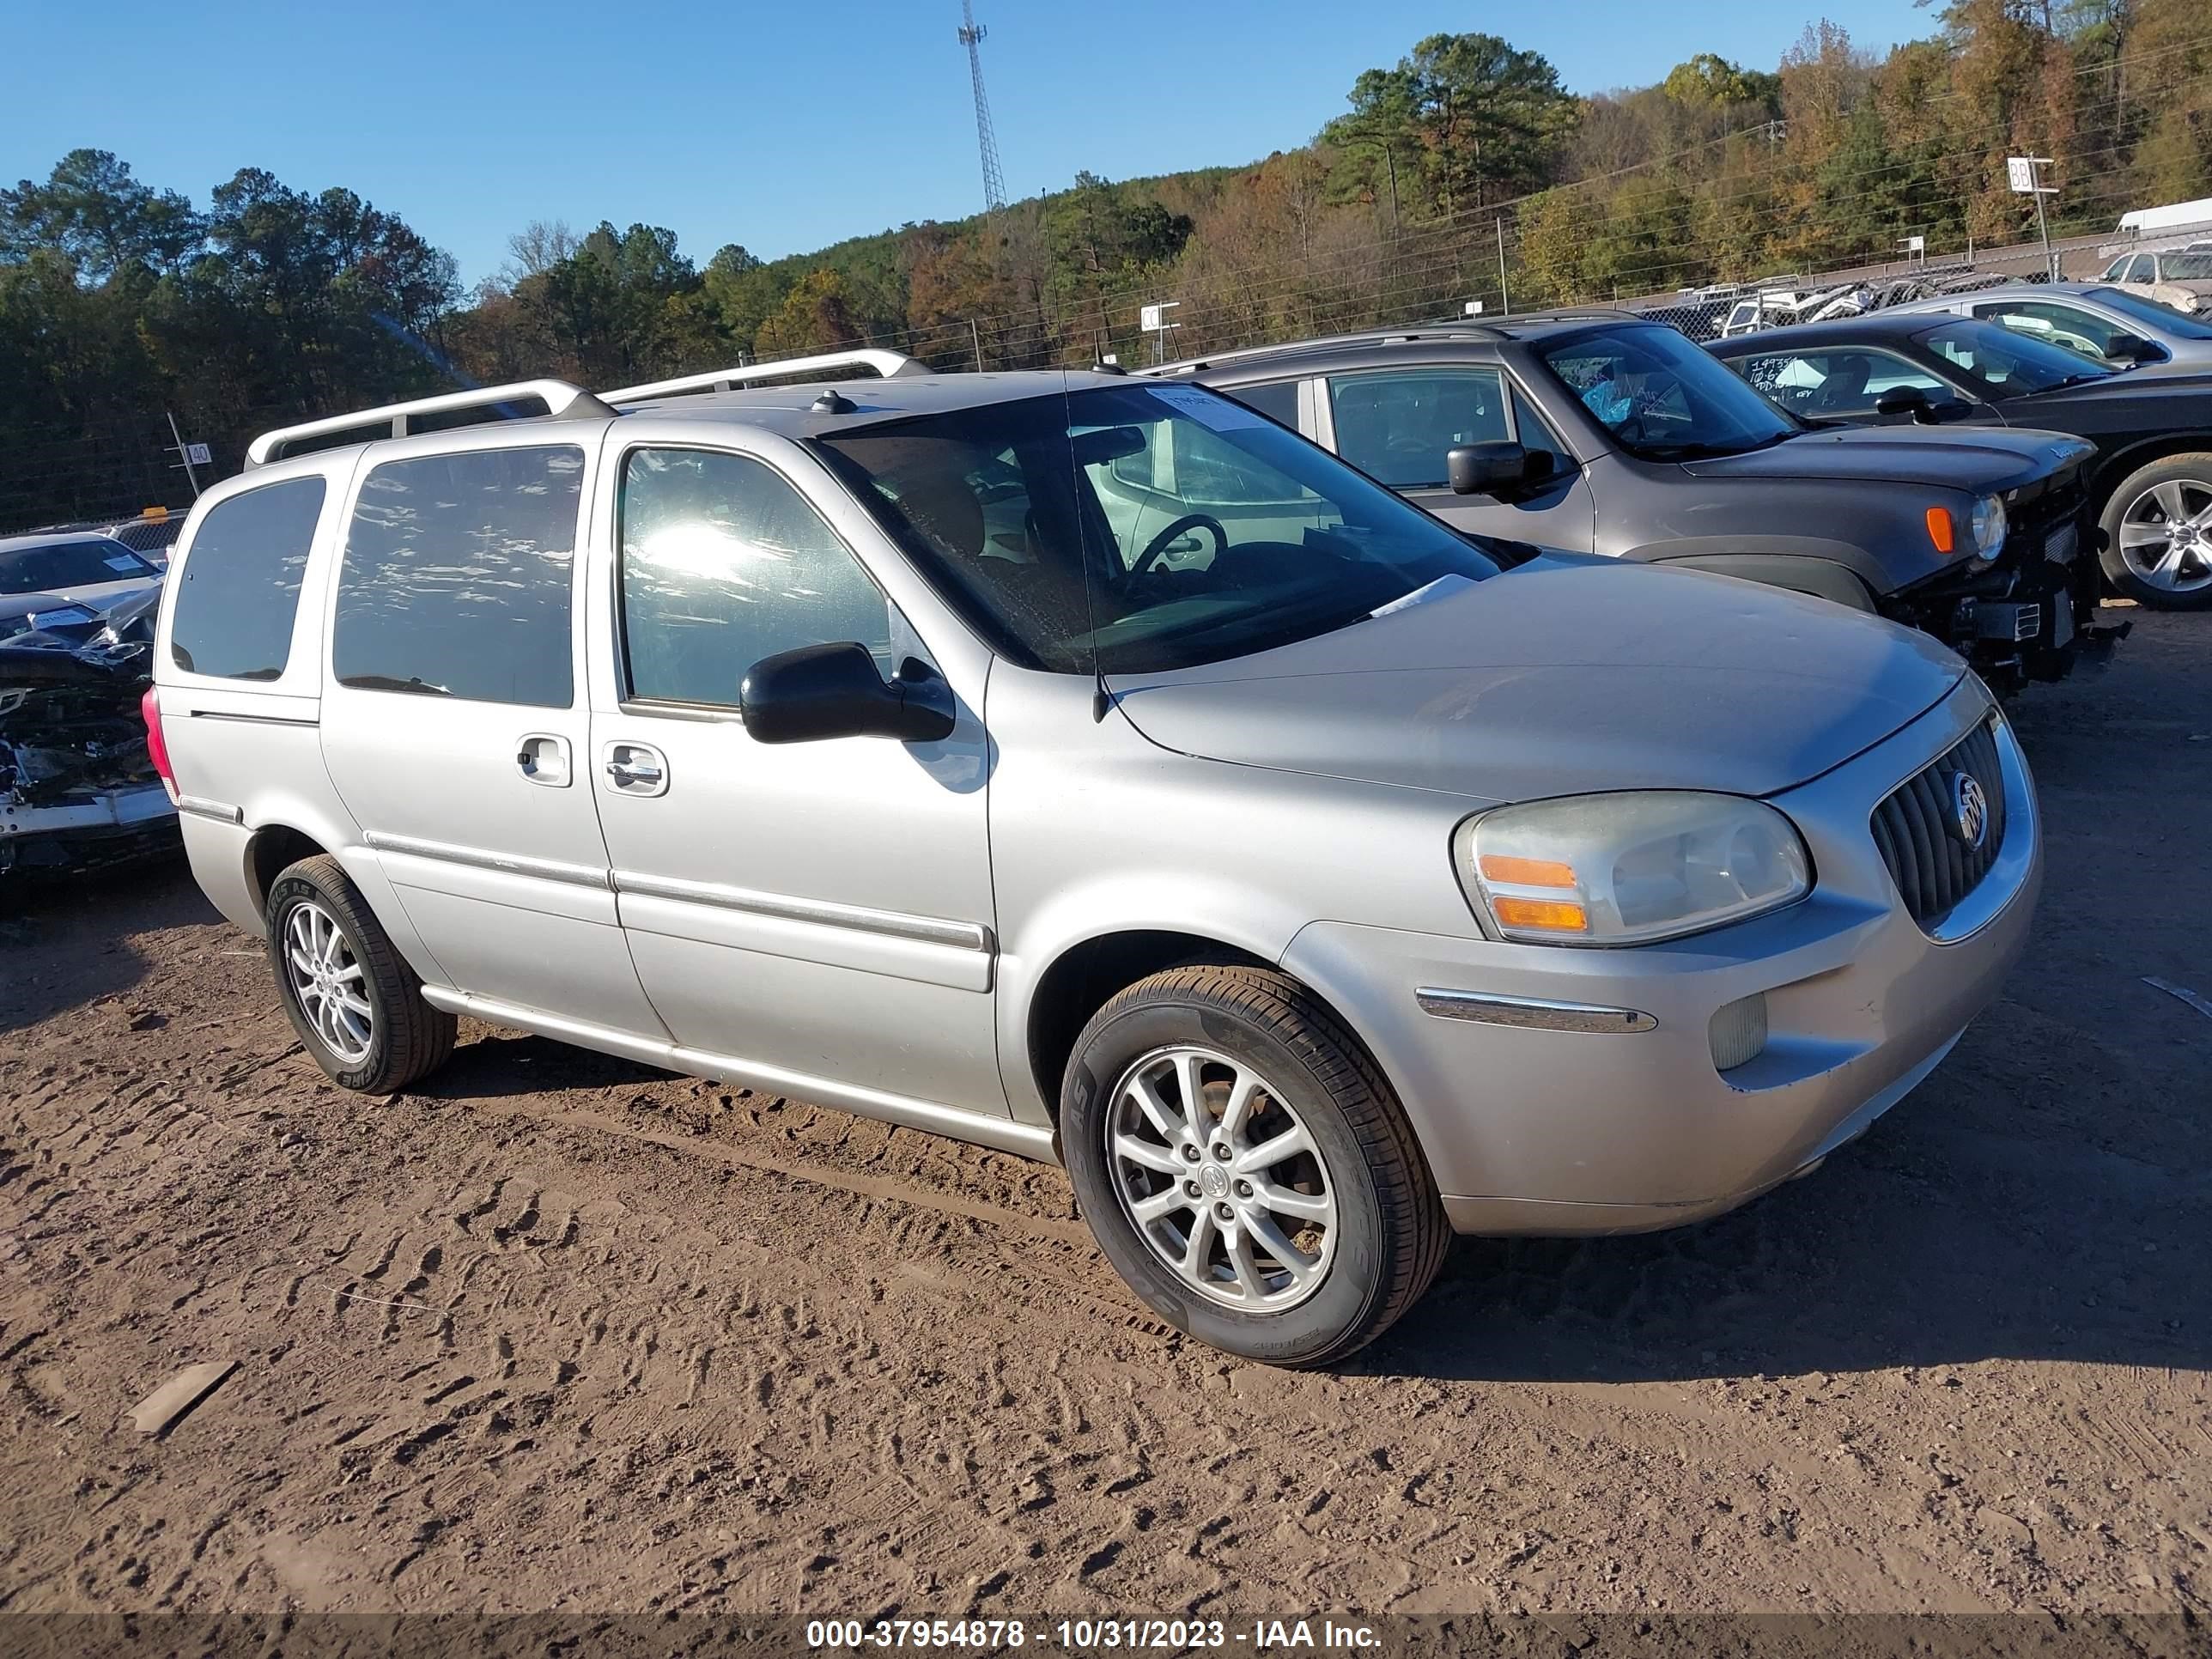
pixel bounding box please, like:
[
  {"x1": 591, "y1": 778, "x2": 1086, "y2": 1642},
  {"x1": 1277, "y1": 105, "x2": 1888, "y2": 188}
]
[{"x1": 1817, "y1": 356, "x2": 1871, "y2": 413}]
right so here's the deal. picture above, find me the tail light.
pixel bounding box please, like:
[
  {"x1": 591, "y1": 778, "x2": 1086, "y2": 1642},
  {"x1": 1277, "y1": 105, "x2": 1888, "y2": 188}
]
[{"x1": 141, "y1": 685, "x2": 179, "y2": 804}]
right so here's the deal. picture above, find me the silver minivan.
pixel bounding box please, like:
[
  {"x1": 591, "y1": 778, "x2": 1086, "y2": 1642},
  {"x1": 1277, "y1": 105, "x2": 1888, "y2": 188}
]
[{"x1": 148, "y1": 351, "x2": 2040, "y2": 1364}]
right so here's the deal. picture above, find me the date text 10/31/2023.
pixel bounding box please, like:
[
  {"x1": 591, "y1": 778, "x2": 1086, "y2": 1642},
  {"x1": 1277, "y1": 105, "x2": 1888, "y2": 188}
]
[{"x1": 805, "y1": 1619, "x2": 1383, "y2": 1650}]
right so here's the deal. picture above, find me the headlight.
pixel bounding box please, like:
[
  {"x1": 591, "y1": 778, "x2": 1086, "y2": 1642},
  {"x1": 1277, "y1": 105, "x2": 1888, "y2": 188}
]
[
  {"x1": 1455, "y1": 793, "x2": 1812, "y2": 946},
  {"x1": 1970, "y1": 494, "x2": 2007, "y2": 560}
]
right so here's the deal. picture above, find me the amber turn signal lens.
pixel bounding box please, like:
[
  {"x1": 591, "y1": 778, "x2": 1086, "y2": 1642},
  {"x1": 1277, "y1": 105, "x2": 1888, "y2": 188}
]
[
  {"x1": 1476, "y1": 854, "x2": 1577, "y2": 888},
  {"x1": 1491, "y1": 896, "x2": 1590, "y2": 933},
  {"x1": 1924, "y1": 505, "x2": 1956, "y2": 555}
]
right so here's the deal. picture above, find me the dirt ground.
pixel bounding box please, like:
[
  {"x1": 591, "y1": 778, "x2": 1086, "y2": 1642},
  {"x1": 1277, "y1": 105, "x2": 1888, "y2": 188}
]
[{"x1": 2, "y1": 609, "x2": 2207, "y2": 1626}]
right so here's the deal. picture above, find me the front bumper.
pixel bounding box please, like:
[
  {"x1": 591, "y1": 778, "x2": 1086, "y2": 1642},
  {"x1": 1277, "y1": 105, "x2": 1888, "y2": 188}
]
[{"x1": 1280, "y1": 682, "x2": 2039, "y2": 1235}]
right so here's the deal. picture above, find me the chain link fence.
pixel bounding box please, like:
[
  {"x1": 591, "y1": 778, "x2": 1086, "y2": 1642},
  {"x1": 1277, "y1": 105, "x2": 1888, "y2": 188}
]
[{"x1": 9, "y1": 209, "x2": 2209, "y2": 541}]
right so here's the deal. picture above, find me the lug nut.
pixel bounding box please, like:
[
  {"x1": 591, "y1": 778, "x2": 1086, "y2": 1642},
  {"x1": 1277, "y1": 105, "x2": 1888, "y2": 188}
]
[
  {"x1": 1234, "y1": 1179, "x2": 1253, "y2": 1198},
  {"x1": 1183, "y1": 1180, "x2": 1201, "y2": 1199},
  {"x1": 1214, "y1": 1201, "x2": 1235, "y2": 1223},
  {"x1": 1211, "y1": 1142, "x2": 1232, "y2": 1162},
  {"x1": 1180, "y1": 1145, "x2": 1200, "y2": 1162}
]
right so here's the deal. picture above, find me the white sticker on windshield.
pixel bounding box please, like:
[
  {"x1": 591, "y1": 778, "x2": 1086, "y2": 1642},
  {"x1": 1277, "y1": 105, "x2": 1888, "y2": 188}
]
[
  {"x1": 1146, "y1": 383, "x2": 1267, "y2": 432},
  {"x1": 106, "y1": 556, "x2": 142, "y2": 571},
  {"x1": 1370, "y1": 573, "x2": 1477, "y2": 619}
]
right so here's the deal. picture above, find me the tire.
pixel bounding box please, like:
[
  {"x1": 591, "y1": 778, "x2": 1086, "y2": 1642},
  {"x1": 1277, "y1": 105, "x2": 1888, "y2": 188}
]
[
  {"x1": 1060, "y1": 964, "x2": 1448, "y2": 1367},
  {"x1": 2096, "y1": 453, "x2": 2212, "y2": 610},
  {"x1": 264, "y1": 854, "x2": 455, "y2": 1093}
]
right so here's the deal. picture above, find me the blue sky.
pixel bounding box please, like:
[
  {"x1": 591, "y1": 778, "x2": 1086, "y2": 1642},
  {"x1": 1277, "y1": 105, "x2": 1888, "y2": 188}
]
[{"x1": 3, "y1": 0, "x2": 1938, "y2": 286}]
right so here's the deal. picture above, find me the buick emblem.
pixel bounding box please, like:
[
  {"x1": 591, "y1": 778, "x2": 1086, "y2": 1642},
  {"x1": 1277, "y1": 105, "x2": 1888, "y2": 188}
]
[{"x1": 1952, "y1": 773, "x2": 1990, "y2": 850}]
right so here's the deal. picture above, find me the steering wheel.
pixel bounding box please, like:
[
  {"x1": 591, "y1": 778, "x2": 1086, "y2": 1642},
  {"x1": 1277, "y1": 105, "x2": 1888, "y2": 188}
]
[{"x1": 1134, "y1": 513, "x2": 1231, "y2": 576}]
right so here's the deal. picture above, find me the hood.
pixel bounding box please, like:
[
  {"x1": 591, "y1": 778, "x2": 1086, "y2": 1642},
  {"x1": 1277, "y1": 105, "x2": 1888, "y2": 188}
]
[
  {"x1": 17, "y1": 574, "x2": 157, "y2": 611},
  {"x1": 1677, "y1": 424, "x2": 2087, "y2": 491},
  {"x1": 2007, "y1": 363, "x2": 2212, "y2": 413},
  {"x1": 1111, "y1": 559, "x2": 1966, "y2": 805}
]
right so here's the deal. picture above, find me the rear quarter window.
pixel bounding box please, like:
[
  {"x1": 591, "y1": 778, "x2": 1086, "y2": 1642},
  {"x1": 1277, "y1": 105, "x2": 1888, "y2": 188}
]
[
  {"x1": 170, "y1": 477, "x2": 326, "y2": 679},
  {"x1": 332, "y1": 445, "x2": 584, "y2": 707}
]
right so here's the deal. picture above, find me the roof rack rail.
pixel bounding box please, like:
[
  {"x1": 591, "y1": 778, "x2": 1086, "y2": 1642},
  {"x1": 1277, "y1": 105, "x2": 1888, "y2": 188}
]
[
  {"x1": 603, "y1": 348, "x2": 925, "y2": 405},
  {"x1": 1142, "y1": 323, "x2": 1511, "y2": 378},
  {"x1": 246, "y1": 380, "x2": 613, "y2": 468}
]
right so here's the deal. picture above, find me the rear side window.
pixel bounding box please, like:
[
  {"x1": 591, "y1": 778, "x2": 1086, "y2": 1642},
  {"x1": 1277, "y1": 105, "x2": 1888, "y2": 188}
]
[
  {"x1": 1218, "y1": 380, "x2": 1299, "y2": 427},
  {"x1": 334, "y1": 445, "x2": 584, "y2": 706},
  {"x1": 170, "y1": 479, "x2": 325, "y2": 679},
  {"x1": 618, "y1": 447, "x2": 892, "y2": 705}
]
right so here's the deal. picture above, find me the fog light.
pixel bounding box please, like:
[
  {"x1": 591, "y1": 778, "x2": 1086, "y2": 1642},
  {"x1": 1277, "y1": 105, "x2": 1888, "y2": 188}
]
[{"x1": 1710, "y1": 994, "x2": 1769, "y2": 1072}]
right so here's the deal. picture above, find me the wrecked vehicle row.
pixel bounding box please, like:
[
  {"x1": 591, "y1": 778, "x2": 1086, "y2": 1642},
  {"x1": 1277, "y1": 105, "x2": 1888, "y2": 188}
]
[{"x1": 1, "y1": 582, "x2": 173, "y2": 884}]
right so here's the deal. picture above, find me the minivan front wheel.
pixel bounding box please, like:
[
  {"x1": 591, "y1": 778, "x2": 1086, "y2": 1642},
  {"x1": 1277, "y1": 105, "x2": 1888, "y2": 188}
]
[
  {"x1": 265, "y1": 855, "x2": 455, "y2": 1093},
  {"x1": 1061, "y1": 965, "x2": 1447, "y2": 1366}
]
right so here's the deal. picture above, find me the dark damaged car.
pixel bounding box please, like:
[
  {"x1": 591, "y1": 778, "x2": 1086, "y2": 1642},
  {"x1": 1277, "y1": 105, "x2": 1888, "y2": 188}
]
[
  {"x1": 1157, "y1": 315, "x2": 2104, "y2": 692},
  {"x1": 1, "y1": 584, "x2": 176, "y2": 883}
]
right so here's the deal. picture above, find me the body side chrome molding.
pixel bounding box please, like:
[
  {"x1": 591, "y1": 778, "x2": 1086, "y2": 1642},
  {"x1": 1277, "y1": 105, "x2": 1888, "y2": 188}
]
[
  {"x1": 186, "y1": 708, "x2": 319, "y2": 728},
  {"x1": 1416, "y1": 987, "x2": 1657, "y2": 1034},
  {"x1": 175, "y1": 794, "x2": 245, "y2": 825},
  {"x1": 361, "y1": 835, "x2": 994, "y2": 953},
  {"x1": 419, "y1": 987, "x2": 1052, "y2": 1161},
  {"x1": 612, "y1": 868, "x2": 994, "y2": 954},
  {"x1": 364, "y1": 830, "x2": 610, "y2": 890}
]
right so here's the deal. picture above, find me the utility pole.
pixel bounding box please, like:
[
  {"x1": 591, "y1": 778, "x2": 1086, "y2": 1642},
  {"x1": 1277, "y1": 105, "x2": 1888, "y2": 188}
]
[
  {"x1": 1496, "y1": 218, "x2": 1510, "y2": 316},
  {"x1": 970, "y1": 318, "x2": 986, "y2": 373}
]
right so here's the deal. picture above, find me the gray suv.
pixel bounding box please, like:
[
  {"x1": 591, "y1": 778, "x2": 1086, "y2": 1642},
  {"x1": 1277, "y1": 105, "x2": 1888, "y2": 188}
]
[
  {"x1": 1156, "y1": 316, "x2": 2100, "y2": 692},
  {"x1": 148, "y1": 351, "x2": 2039, "y2": 1365}
]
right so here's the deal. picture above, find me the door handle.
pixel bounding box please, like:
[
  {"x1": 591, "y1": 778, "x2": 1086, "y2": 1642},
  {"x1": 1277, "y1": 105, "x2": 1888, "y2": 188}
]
[
  {"x1": 602, "y1": 742, "x2": 669, "y2": 797},
  {"x1": 516, "y1": 733, "x2": 572, "y2": 787}
]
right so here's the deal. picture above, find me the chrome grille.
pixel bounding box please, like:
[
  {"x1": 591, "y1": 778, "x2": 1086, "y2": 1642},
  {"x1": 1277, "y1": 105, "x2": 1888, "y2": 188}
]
[{"x1": 1869, "y1": 720, "x2": 2008, "y2": 929}]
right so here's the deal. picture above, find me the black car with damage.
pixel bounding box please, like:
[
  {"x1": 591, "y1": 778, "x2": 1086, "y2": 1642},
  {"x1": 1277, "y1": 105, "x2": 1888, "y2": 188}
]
[
  {"x1": 1706, "y1": 313, "x2": 2212, "y2": 611},
  {"x1": 1, "y1": 586, "x2": 175, "y2": 883},
  {"x1": 1152, "y1": 314, "x2": 2104, "y2": 691}
]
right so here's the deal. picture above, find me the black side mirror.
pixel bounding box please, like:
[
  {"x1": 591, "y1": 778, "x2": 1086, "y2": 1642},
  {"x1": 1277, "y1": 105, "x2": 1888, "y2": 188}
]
[
  {"x1": 1448, "y1": 442, "x2": 1552, "y2": 497},
  {"x1": 1873, "y1": 385, "x2": 1930, "y2": 419},
  {"x1": 2104, "y1": 332, "x2": 2158, "y2": 365},
  {"x1": 739, "y1": 643, "x2": 957, "y2": 745}
]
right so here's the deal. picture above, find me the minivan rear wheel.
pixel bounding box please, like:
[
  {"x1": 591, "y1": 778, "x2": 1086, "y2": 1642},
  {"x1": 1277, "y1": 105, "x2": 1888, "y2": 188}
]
[
  {"x1": 1060, "y1": 964, "x2": 1447, "y2": 1366},
  {"x1": 265, "y1": 855, "x2": 455, "y2": 1093}
]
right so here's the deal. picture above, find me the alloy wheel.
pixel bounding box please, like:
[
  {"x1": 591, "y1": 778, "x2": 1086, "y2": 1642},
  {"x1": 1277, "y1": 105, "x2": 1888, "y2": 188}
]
[
  {"x1": 284, "y1": 898, "x2": 374, "y2": 1066},
  {"x1": 2118, "y1": 477, "x2": 2212, "y2": 594},
  {"x1": 1104, "y1": 1045, "x2": 1338, "y2": 1311}
]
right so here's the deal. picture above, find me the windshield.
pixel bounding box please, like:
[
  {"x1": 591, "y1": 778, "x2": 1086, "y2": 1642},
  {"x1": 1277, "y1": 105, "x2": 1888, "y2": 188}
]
[
  {"x1": 1911, "y1": 318, "x2": 2118, "y2": 395},
  {"x1": 813, "y1": 382, "x2": 1504, "y2": 674},
  {"x1": 2092, "y1": 286, "x2": 2212, "y2": 337},
  {"x1": 0, "y1": 538, "x2": 155, "y2": 595},
  {"x1": 1539, "y1": 325, "x2": 1797, "y2": 459}
]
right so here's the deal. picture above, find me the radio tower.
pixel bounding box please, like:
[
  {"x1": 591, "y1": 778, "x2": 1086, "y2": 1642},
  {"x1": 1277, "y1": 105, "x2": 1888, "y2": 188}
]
[{"x1": 957, "y1": 2, "x2": 1007, "y2": 213}]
